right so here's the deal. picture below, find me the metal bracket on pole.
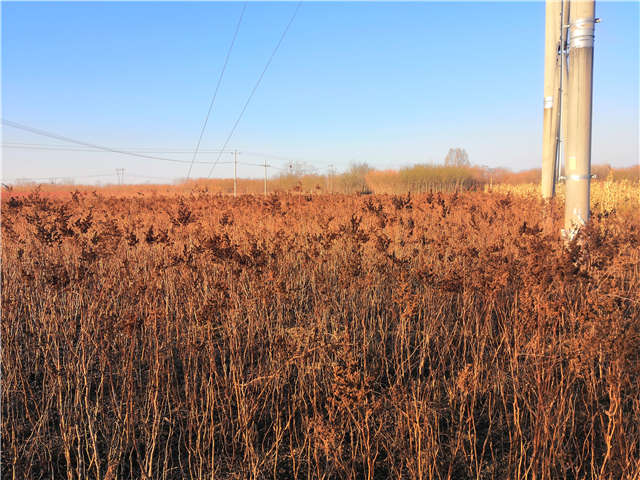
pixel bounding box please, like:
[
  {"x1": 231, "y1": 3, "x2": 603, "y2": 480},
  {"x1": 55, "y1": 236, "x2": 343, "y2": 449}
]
[
  {"x1": 566, "y1": 174, "x2": 594, "y2": 181},
  {"x1": 558, "y1": 174, "x2": 596, "y2": 182},
  {"x1": 569, "y1": 17, "x2": 597, "y2": 49}
]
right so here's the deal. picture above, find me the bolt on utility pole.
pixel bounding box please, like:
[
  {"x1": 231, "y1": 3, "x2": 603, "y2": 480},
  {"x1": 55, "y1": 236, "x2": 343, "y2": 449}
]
[
  {"x1": 263, "y1": 158, "x2": 268, "y2": 196},
  {"x1": 564, "y1": 0, "x2": 597, "y2": 239},
  {"x1": 233, "y1": 150, "x2": 238, "y2": 198},
  {"x1": 542, "y1": 0, "x2": 562, "y2": 199}
]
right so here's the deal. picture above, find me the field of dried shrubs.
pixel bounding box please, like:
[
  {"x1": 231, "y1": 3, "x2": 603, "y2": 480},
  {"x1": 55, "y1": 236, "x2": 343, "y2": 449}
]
[{"x1": 2, "y1": 186, "x2": 639, "y2": 479}]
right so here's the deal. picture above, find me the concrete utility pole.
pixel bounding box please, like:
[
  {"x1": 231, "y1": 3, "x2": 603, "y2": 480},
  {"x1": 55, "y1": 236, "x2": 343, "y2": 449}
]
[
  {"x1": 233, "y1": 150, "x2": 238, "y2": 198},
  {"x1": 564, "y1": 0, "x2": 597, "y2": 239},
  {"x1": 555, "y1": 0, "x2": 570, "y2": 186},
  {"x1": 542, "y1": 0, "x2": 562, "y2": 199}
]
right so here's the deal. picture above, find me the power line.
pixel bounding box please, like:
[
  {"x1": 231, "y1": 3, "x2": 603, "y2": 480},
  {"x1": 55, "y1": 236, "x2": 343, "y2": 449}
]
[
  {"x1": 2, "y1": 171, "x2": 182, "y2": 183},
  {"x1": 2, "y1": 143, "x2": 304, "y2": 167},
  {"x1": 264, "y1": 164, "x2": 291, "y2": 171},
  {"x1": 127, "y1": 173, "x2": 179, "y2": 181},
  {"x1": 3, "y1": 173, "x2": 115, "y2": 182},
  {"x1": 2, "y1": 143, "x2": 235, "y2": 156},
  {"x1": 240, "y1": 162, "x2": 270, "y2": 168},
  {"x1": 186, "y1": 2, "x2": 247, "y2": 179},
  {"x1": 241, "y1": 150, "x2": 305, "y2": 163},
  {"x1": 2, "y1": 121, "x2": 318, "y2": 176},
  {"x1": 207, "y1": 1, "x2": 302, "y2": 178},
  {"x1": 1, "y1": 119, "x2": 210, "y2": 165}
]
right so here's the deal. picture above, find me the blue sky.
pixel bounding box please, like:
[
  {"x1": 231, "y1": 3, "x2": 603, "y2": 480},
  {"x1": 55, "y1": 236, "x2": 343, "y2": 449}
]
[{"x1": 2, "y1": 1, "x2": 638, "y2": 183}]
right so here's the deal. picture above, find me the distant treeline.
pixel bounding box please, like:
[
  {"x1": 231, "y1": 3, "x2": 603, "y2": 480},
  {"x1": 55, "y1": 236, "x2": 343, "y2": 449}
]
[
  {"x1": 6, "y1": 164, "x2": 638, "y2": 196},
  {"x1": 179, "y1": 163, "x2": 638, "y2": 195}
]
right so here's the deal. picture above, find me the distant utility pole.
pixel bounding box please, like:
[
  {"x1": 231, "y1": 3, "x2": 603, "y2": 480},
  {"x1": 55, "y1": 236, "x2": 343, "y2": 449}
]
[
  {"x1": 328, "y1": 164, "x2": 334, "y2": 194},
  {"x1": 116, "y1": 168, "x2": 125, "y2": 185},
  {"x1": 263, "y1": 158, "x2": 268, "y2": 196},
  {"x1": 542, "y1": 0, "x2": 562, "y2": 199},
  {"x1": 564, "y1": 0, "x2": 597, "y2": 239},
  {"x1": 233, "y1": 150, "x2": 238, "y2": 198}
]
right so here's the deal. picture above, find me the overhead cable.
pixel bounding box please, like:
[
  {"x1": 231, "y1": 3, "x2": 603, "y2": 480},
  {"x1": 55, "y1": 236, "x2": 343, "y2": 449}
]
[
  {"x1": 186, "y1": 2, "x2": 248, "y2": 179},
  {"x1": 1, "y1": 119, "x2": 210, "y2": 165},
  {"x1": 207, "y1": 1, "x2": 302, "y2": 178}
]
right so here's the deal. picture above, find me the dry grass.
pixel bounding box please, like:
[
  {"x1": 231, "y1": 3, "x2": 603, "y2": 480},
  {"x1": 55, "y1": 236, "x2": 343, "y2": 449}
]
[
  {"x1": 490, "y1": 176, "x2": 640, "y2": 215},
  {"x1": 2, "y1": 185, "x2": 639, "y2": 479}
]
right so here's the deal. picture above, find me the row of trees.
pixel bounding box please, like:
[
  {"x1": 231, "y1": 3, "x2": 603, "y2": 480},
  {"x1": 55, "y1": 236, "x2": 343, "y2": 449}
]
[
  {"x1": 267, "y1": 147, "x2": 638, "y2": 195},
  {"x1": 273, "y1": 148, "x2": 476, "y2": 194}
]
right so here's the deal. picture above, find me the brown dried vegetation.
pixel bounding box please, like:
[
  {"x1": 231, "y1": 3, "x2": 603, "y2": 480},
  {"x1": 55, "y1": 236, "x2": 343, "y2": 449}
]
[{"x1": 2, "y1": 188, "x2": 639, "y2": 479}]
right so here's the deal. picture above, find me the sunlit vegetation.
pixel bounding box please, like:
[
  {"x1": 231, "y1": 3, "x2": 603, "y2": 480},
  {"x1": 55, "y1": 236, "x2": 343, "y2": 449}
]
[
  {"x1": 492, "y1": 175, "x2": 640, "y2": 216},
  {"x1": 2, "y1": 179, "x2": 639, "y2": 479},
  {"x1": 6, "y1": 164, "x2": 637, "y2": 197},
  {"x1": 365, "y1": 165, "x2": 485, "y2": 193}
]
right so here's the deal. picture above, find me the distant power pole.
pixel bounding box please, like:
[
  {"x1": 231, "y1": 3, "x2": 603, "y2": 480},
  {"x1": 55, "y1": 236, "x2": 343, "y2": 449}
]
[
  {"x1": 116, "y1": 168, "x2": 125, "y2": 185},
  {"x1": 263, "y1": 158, "x2": 268, "y2": 196},
  {"x1": 233, "y1": 150, "x2": 238, "y2": 198},
  {"x1": 328, "y1": 164, "x2": 334, "y2": 194},
  {"x1": 542, "y1": 0, "x2": 562, "y2": 199},
  {"x1": 564, "y1": 0, "x2": 597, "y2": 239}
]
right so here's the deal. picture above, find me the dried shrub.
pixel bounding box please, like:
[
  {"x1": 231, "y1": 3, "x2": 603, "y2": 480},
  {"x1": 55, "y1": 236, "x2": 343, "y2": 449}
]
[{"x1": 1, "y1": 186, "x2": 639, "y2": 479}]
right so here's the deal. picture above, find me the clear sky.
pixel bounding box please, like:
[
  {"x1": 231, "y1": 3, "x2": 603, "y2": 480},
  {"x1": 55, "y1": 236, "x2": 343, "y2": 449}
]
[{"x1": 1, "y1": 1, "x2": 638, "y2": 184}]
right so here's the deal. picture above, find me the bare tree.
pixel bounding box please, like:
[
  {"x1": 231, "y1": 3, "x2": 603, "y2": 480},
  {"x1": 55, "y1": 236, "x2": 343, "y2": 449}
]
[
  {"x1": 339, "y1": 162, "x2": 372, "y2": 194},
  {"x1": 444, "y1": 148, "x2": 470, "y2": 167}
]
